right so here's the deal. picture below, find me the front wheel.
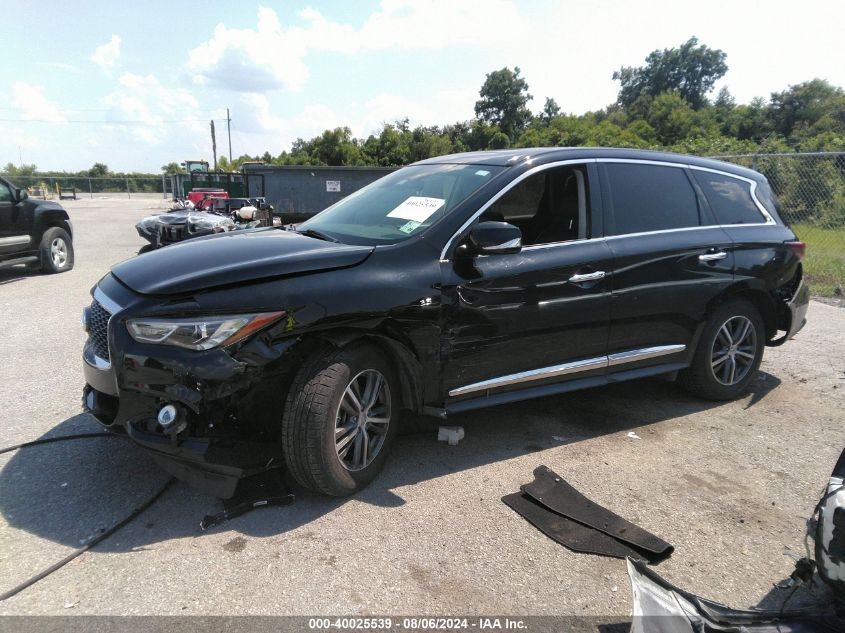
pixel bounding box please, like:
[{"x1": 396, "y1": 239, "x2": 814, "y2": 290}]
[
  {"x1": 282, "y1": 344, "x2": 399, "y2": 496},
  {"x1": 679, "y1": 300, "x2": 765, "y2": 401},
  {"x1": 39, "y1": 227, "x2": 74, "y2": 273}
]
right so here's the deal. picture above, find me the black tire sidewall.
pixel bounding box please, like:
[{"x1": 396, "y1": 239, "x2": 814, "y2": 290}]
[
  {"x1": 40, "y1": 227, "x2": 74, "y2": 273},
  {"x1": 689, "y1": 300, "x2": 765, "y2": 399},
  {"x1": 289, "y1": 344, "x2": 400, "y2": 496}
]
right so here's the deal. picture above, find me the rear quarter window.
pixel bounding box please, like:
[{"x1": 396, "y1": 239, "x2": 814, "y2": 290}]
[
  {"x1": 605, "y1": 163, "x2": 700, "y2": 235},
  {"x1": 692, "y1": 171, "x2": 766, "y2": 225}
]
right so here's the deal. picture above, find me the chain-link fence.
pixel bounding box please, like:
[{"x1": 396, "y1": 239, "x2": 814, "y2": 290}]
[
  {"x1": 0, "y1": 174, "x2": 168, "y2": 199},
  {"x1": 710, "y1": 152, "x2": 845, "y2": 298}
]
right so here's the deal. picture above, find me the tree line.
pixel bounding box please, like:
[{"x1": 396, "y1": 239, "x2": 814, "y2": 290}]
[{"x1": 220, "y1": 37, "x2": 843, "y2": 169}]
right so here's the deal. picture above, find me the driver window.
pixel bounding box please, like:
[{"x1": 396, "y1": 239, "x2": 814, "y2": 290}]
[
  {"x1": 0, "y1": 182, "x2": 13, "y2": 203},
  {"x1": 480, "y1": 166, "x2": 589, "y2": 246}
]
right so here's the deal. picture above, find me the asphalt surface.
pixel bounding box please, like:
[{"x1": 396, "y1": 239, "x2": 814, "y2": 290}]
[{"x1": 0, "y1": 194, "x2": 843, "y2": 617}]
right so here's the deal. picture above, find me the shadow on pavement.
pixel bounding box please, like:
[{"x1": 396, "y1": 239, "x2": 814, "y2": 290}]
[
  {"x1": 0, "y1": 373, "x2": 782, "y2": 556},
  {"x1": 0, "y1": 268, "x2": 39, "y2": 286}
]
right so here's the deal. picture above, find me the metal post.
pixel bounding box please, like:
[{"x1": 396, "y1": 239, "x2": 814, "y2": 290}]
[
  {"x1": 227, "y1": 107, "x2": 232, "y2": 164},
  {"x1": 89, "y1": 178, "x2": 93, "y2": 199},
  {"x1": 162, "y1": 174, "x2": 166, "y2": 199},
  {"x1": 126, "y1": 177, "x2": 130, "y2": 199}
]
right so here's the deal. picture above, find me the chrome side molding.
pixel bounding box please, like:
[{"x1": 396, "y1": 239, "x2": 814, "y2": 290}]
[{"x1": 448, "y1": 344, "x2": 686, "y2": 397}]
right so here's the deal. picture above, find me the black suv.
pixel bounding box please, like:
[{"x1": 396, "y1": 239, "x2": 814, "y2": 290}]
[
  {"x1": 0, "y1": 176, "x2": 74, "y2": 273},
  {"x1": 82, "y1": 148, "x2": 808, "y2": 498}
]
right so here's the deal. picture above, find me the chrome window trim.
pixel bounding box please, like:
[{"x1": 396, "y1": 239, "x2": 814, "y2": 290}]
[
  {"x1": 439, "y1": 158, "x2": 597, "y2": 261},
  {"x1": 438, "y1": 157, "x2": 777, "y2": 262},
  {"x1": 685, "y1": 164, "x2": 775, "y2": 224},
  {"x1": 448, "y1": 343, "x2": 686, "y2": 398}
]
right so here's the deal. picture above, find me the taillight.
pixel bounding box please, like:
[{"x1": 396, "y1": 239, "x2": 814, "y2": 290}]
[{"x1": 785, "y1": 240, "x2": 806, "y2": 260}]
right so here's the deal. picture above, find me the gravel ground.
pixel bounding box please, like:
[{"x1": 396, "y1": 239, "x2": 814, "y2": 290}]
[{"x1": 0, "y1": 195, "x2": 843, "y2": 618}]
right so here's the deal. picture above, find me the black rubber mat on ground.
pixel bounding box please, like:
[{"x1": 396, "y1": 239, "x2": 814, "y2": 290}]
[{"x1": 503, "y1": 465, "x2": 673, "y2": 563}]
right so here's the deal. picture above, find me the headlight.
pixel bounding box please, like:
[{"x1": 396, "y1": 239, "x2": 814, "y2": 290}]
[{"x1": 126, "y1": 311, "x2": 285, "y2": 350}]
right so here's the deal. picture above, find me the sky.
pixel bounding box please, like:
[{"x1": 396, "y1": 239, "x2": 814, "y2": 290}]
[{"x1": 2, "y1": 0, "x2": 844, "y2": 173}]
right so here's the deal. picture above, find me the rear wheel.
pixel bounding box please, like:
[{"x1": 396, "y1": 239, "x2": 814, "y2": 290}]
[
  {"x1": 679, "y1": 300, "x2": 765, "y2": 400},
  {"x1": 282, "y1": 344, "x2": 399, "y2": 496},
  {"x1": 39, "y1": 227, "x2": 74, "y2": 273}
]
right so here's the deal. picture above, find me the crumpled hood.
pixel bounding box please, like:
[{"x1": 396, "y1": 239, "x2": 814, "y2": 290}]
[{"x1": 112, "y1": 228, "x2": 374, "y2": 296}]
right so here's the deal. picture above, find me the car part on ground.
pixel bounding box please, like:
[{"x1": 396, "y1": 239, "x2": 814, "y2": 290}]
[
  {"x1": 200, "y1": 469, "x2": 294, "y2": 530},
  {"x1": 503, "y1": 465, "x2": 673, "y2": 563},
  {"x1": 817, "y1": 448, "x2": 845, "y2": 599},
  {"x1": 0, "y1": 175, "x2": 74, "y2": 274},
  {"x1": 627, "y1": 448, "x2": 845, "y2": 631},
  {"x1": 83, "y1": 148, "x2": 810, "y2": 498},
  {"x1": 626, "y1": 558, "x2": 842, "y2": 633}
]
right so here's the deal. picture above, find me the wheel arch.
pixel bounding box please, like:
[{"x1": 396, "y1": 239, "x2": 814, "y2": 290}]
[
  {"x1": 292, "y1": 326, "x2": 426, "y2": 415},
  {"x1": 706, "y1": 283, "x2": 778, "y2": 342}
]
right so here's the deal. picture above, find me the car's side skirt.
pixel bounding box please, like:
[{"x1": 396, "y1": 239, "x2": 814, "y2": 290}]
[
  {"x1": 445, "y1": 362, "x2": 688, "y2": 414},
  {"x1": 448, "y1": 344, "x2": 685, "y2": 398}
]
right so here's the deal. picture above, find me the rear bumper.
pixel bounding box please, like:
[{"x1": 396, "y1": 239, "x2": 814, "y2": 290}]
[{"x1": 769, "y1": 277, "x2": 810, "y2": 346}]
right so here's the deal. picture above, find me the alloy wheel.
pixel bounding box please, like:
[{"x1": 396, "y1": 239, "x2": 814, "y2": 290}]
[
  {"x1": 334, "y1": 369, "x2": 391, "y2": 471},
  {"x1": 50, "y1": 238, "x2": 68, "y2": 268},
  {"x1": 710, "y1": 315, "x2": 757, "y2": 386}
]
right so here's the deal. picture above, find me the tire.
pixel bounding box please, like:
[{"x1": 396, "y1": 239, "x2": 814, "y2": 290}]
[
  {"x1": 282, "y1": 343, "x2": 399, "y2": 496},
  {"x1": 678, "y1": 299, "x2": 765, "y2": 400},
  {"x1": 39, "y1": 227, "x2": 74, "y2": 273}
]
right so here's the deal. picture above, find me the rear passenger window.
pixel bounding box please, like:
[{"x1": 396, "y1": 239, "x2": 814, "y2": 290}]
[
  {"x1": 693, "y1": 171, "x2": 765, "y2": 224},
  {"x1": 605, "y1": 164, "x2": 699, "y2": 235}
]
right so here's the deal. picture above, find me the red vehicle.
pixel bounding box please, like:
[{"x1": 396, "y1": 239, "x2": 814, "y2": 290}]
[{"x1": 186, "y1": 188, "x2": 228, "y2": 207}]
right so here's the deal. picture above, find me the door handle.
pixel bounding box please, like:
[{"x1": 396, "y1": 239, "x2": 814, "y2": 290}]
[
  {"x1": 568, "y1": 270, "x2": 606, "y2": 283},
  {"x1": 698, "y1": 251, "x2": 728, "y2": 262}
]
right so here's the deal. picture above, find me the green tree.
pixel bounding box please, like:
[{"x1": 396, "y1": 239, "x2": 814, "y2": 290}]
[
  {"x1": 538, "y1": 97, "x2": 562, "y2": 123},
  {"x1": 613, "y1": 37, "x2": 728, "y2": 110},
  {"x1": 160, "y1": 162, "x2": 185, "y2": 174},
  {"x1": 87, "y1": 163, "x2": 110, "y2": 178},
  {"x1": 768, "y1": 79, "x2": 845, "y2": 137},
  {"x1": 2, "y1": 162, "x2": 38, "y2": 176},
  {"x1": 474, "y1": 66, "x2": 533, "y2": 141}
]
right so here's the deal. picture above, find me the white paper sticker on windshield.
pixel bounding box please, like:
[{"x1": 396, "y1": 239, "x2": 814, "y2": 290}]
[{"x1": 387, "y1": 196, "x2": 445, "y2": 222}]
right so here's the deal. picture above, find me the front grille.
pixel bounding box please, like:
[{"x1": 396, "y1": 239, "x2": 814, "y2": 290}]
[{"x1": 87, "y1": 299, "x2": 111, "y2": 362}]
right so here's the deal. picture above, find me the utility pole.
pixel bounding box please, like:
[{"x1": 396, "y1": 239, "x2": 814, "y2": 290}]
[
  {"x1": 210, "y1": 120, "x2": 217, "y2": 171},
  {"x1": 226, "y1": 108, "x2": 232, "y2": 163}
]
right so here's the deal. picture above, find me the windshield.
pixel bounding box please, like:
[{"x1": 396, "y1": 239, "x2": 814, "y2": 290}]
[{"x1": 298, "y1": 164, "x2": 505, "y2": 245}]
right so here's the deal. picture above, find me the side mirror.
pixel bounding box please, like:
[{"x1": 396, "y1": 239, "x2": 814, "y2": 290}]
[
  {"x1": 16, "y1": 188, "x2": 28, "y2": 202},
  {"x1": 460, "y1": 221, "x2": 522, "y2": 256}
]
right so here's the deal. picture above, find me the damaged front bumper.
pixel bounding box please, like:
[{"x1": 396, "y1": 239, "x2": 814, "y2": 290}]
[{"x1": 82, "y1": 278, "x2": 295, "y2": 498}]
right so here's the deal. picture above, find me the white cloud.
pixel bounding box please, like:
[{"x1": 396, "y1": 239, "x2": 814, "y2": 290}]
[
  {"x1": 187, "y1": 1, "x2": 523, "y2": 92},
  {"x1": 360, "y1": 89, "x2": 476, "y2": 135},
  {"x1": 91, "y1": 35, "x2": 121, "y2": 72},
  {"x1": 11, "y1": 82, "x2": 67, "y2": 122},
  {"x1": 233, "y1": 94, "x2": 342, "y2": 153},
  {"x1": 101, "y1": 73, "x2": 202, "y2": 144}
]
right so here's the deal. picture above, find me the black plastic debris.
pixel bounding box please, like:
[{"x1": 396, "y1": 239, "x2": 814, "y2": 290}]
[
  {"x1": 503, "y1": 465, "x2": 673, "y2": 563},
  {"x1": 201, "y1": 469, "x2": 294, "y2": 530}
]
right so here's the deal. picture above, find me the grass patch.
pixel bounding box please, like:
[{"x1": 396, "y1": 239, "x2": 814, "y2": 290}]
[{"x1": 792, "y1": 223, "x2": 845, "y2": 298}]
